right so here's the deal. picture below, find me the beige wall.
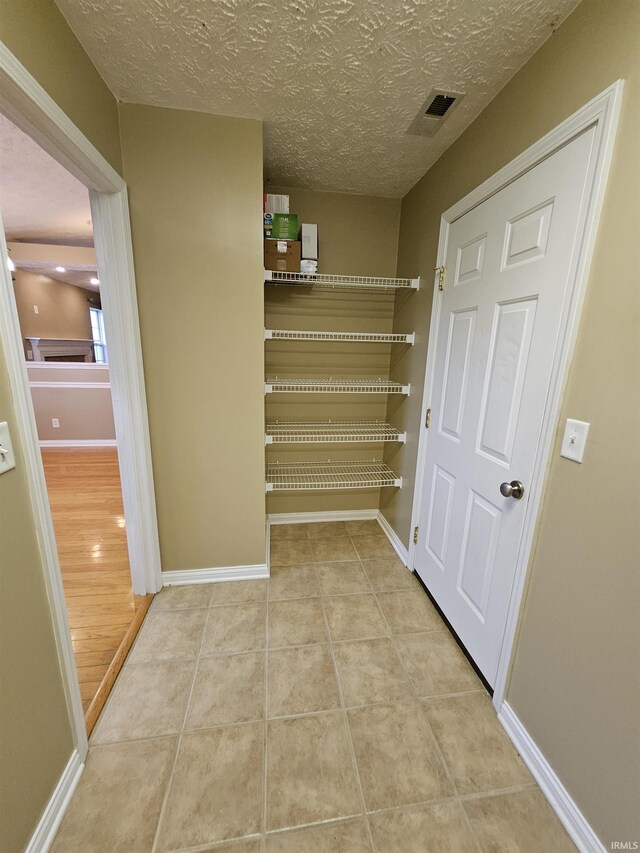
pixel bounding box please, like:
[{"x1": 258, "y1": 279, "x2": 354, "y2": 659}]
[
  {"x1": 31, "y1": 386, "x2": 115, "y2": 441},
  {"x1": 0, "y1": 8, "x2": 123, "y2": 850},
  {"x1": 0, "y1": 0, "x2": 122, "y2": 174},
  {"x1": 0, "y1": 353, "x2": 74, "y2": 852},
  {"x1": 385, "y1": 0, "x2": 640, "y2": 845},
  {"x1": 268, "y1": 186, "x2": 400, "y2": 276},
  {"x1": 13, "y1": 270, "x2": 95, "y2": 341},
  {"x1": 119, "y1": 104, "x2": 266, "y2": 570},
  {"x1": 27, "y1": 362, "x2": 115, "y2": 443},
  {"x1": 264, "y1": 187, "x2": 401, "y2": 514}
]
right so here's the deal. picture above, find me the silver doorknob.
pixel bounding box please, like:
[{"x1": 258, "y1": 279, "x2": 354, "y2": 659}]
[{"x1": 500, "y1": 480, "x2": 525, "y2": 500}]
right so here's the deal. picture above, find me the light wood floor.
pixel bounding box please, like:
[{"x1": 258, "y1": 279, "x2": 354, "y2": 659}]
[{"x1": 41, "y1": 448, "x2": 151, "y2": 728}]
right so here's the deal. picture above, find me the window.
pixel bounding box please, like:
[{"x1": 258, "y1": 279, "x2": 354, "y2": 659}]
[{"x1": 90, "y1": 307, "x2": 108, "y2": 364}]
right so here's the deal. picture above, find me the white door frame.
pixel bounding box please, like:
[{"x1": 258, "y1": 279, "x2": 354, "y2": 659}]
[
  {"x1": 0, "y1": 43, "x2": 162, "y2": 754},
  {"x1": 408, "y1": 81, "x2": 623, "y2": 711}
]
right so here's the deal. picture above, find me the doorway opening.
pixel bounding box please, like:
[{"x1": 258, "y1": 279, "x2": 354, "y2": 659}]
[{"x1": 0, "y1": 112, "x2": 153, "y2": 731}]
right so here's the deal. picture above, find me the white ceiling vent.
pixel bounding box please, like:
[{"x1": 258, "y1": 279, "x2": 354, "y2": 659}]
[{"x1": 406, "y1": 90, "x2": 465, "y2": 137}]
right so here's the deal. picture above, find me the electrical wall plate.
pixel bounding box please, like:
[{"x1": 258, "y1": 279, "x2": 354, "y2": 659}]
[
  {"x1": 560, "y1": 418, "x2": 590, "y2": 463},
  {"x1": 0, "y1": 421, "x2": 17, "y2": 474}
]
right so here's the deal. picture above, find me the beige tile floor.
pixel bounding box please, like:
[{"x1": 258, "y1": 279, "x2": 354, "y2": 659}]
[{"x1": 52, "y1": 520, "x2": 575, "y2": 852}]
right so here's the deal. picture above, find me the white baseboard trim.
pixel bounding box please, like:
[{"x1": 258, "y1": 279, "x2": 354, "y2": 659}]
[
  {"x1": 162, "y1": 564, "x2": 269, "y2": 586},
  {"x1": 39, "y1": 439, "x2": 117, "y2": 448},
  {"x1": 498, "y1": 702, "x2": 605, "y2": 853},
  {"x1": 268, "y1": 509, "x2": 379, "y2": 525},
  {"x1": 26, "y1": 750, "x2": 84, "y2": 853},
  {"x1": 376, "y1": 511, "x2": 409, "y2": 566}
]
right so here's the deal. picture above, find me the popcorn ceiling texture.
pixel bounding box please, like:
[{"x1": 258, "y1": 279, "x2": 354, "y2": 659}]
[
  {"x1": 0, "y1": 114, "x2": 93, "y2": 244},
  {"x1": 54, "y1": 0, "x2": 579, "y2": 197}
]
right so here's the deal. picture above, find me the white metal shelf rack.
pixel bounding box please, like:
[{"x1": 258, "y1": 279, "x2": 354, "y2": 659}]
[
  {"x1": 265, "y1": 420, "x2": 406, "y2": 445},
  {"x1": 266, "y1": 460, "x2": 402, "y2": 492},
  {"x1": 265, "y1": 377, "x2": 410, "y2": 395},
  {"x1": 265, "y1": 329, "x2": 415, "y2": 345},
  {"x1": 265, "y1": 270, "x2": 419, "y2": 292}
]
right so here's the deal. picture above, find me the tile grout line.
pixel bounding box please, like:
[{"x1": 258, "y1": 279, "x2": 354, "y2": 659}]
[
  {"x1": 150, "y1": 596, "x2": 214, "y2": 853},
  {"x1": 370, "y1": 582, "x2": 484, "y2": 853},
  {"x1": 313, "y1": 560, "x2": 377, "y2": 853}
]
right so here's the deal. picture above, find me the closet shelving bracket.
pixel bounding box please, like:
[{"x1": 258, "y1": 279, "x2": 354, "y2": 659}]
[
  {"x1": 265, "y1": 420, "x2": 407, "y2": 445},
  {"x1": 265, "y1": 377, "x2": 410, "y2": 395},
  {"x1": 265, "y1": 329, "x2": 415, "y2": 345},
  {"x1": 266, "y1": 460, "x2": 403, "y2": 492},
  {"x1": 264, "y1": 270, "x2": 420, "y2": 292}
]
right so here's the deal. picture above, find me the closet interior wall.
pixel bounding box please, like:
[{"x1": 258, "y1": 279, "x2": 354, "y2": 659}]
[{"x1": 264, "y1": 186, "x2": 402, "y2": 514}]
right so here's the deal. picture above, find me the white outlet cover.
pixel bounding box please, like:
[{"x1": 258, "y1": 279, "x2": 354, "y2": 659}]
[
  {"x1": 52, "y1": 418, "x2": 60, "y2": 428},
  {"x1": 0, "y1": 421, "x2": 17, "y2": 474},
  {"x1": 560, "y1": 418, "x2": 590, "y2": 463}
]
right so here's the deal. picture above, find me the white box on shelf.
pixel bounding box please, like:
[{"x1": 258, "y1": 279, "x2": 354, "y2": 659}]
[
  {"x1": 301, "y1": 223, "x2": 318, "y2": 259},
  {"x1": 265, "y1": 193, "x2": 289, "y2": 214}
]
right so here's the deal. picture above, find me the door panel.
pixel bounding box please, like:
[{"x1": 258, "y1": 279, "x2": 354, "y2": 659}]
[
  {"x1": 440, "y1": 309, "x2": 476, "y2": 441},
  {"x1": 425, "y1": 464, "x2": 456, "y2": 570},
  {"x1": 415, "y1": 127, "x2": 597, "y2": 685},
  {"x1": 477, "y1": 299, "x2": 537, "y2": 465},
  {"x1": 456, "y1": 491, "x2": 502, "y2": 621}
]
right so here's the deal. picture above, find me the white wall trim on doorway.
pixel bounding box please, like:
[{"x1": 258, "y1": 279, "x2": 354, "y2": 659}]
[
  {"x1": 0, "y1": 42, "x2": 162, "y2": 763},
  {"x1": 407, "y1": 80, "x2": 623, "y2": 711},
  {"x1": 24, "y1": 750, "x2": 84, "y2": 853},
  {"x1": 499, "y1": 703, "x2": 606, "y2": 852}
]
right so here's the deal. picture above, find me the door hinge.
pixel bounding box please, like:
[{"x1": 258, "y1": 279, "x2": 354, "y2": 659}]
[
  {"x1": 435, "y1": 265, "x2": 446, "y2": 291},
  {"x1": 413, "y1": 526, "x2": 419, "y2": 545},
  {"x1": 425, "y1": 407, "x2": 431, "y2": 429}
]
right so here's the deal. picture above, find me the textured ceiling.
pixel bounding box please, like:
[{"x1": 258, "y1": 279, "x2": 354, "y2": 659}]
[
  {"x1": 54, "y1": 0, "x2": 579, "y2": 197},
  {"x1": 0, "y1": 114, "x2": 94, "y2": 244},
  {"x1": 13, "y1": 263, "x2": 100, "y2": 292}
]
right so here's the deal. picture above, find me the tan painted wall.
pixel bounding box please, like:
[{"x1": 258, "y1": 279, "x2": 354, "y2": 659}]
[
  {"x1": 0, "y1": 353, "x2": 74, "y2": 852},
  {"x1": 0, "y1": 0, "x2": 122, "y2": 174},
  {"x1": 31, "y1": 386, "x2": 115, "y2": 441},
  {"x1": 384, "y1": 0, "x2": 640, "y2": 845},
  {"x1": 268, "y1": 186, "x2": 400, "y2": 277},
  {"x1": 264, "y1": 187, "x2": 401, "y2": 514},
  {"x1": 0, "y1": 9, "x2": 122, "y2": 849},
  {"x1": 27, "y1": 362, "x2": 115, "y2": 442},
  {"x1": 13, "y1": 270, "x2": 94, "y2": 341},
  {"x1": 119, "y1": 104, "x2": 266, "y2": 571}
]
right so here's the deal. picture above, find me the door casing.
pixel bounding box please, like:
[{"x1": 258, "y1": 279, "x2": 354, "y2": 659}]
[
  {"x1": 0, "y1": 42, "x2": 162, "y2": 757},
  {"x1": 408, "y1": 81, "x2": 623, "y2": 712}
]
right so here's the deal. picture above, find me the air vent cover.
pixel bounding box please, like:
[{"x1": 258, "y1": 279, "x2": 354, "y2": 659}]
[
  {"x1": 407, "y1": 89, "x2": 464, "y2": 138},
  {"x1": 425, "y1": 94, "x2": 457, "y2": 117}
]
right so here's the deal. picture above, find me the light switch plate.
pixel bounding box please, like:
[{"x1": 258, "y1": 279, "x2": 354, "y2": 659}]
[
  {"x1": 560, "y1": 418, "x2": 590, "y2": 463},
  {"x1": 0, "y1": 421, "x2": 17, "y2": 474}
]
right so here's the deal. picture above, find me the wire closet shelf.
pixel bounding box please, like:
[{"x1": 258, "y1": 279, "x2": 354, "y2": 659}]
[
  {"x1": 266, "y1": 460, "x2": 402, "y2": 491},
  {"x1": 265, "y1": 270, "x2": 420, "y2": 292},
  {"x1": 265, "y1": 377, "x2": 411, "y2": 394},
  {"x1": 265, "y1": 329, "x2": 415, "y2": 344},
  {"x1": 265, "y1": 420, "x2": 407, "y2": 444}
]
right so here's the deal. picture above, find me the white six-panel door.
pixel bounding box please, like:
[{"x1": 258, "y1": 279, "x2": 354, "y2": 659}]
[{"x1": 414, "y1": 126, "x2": 597, "y2": 685}]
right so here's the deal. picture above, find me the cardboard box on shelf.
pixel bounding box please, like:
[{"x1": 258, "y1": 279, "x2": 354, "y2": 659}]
[
  {"x1": 300, "y1": 223, "x2": 318, "y2": 260},
  {"x1": 264, "y1": 193, "x2": 289, "y2": 214},
  {"x1": 272, "y1": 213, "x2": 299, "y2": 240},
  {"x1": 264, "y1": 239, "x2": 301, "y2": 273}
]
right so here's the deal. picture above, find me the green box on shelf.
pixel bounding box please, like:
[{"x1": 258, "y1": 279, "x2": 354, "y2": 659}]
[{"x1": 272, "y1": 213, "x2": 299, "y2": 240}]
